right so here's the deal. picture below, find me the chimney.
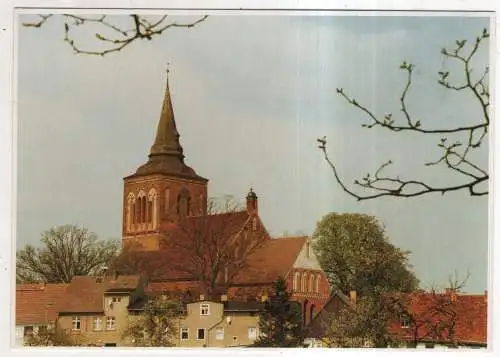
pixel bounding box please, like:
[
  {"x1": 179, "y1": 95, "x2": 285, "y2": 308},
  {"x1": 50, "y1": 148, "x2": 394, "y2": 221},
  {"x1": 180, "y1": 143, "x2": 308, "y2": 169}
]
[
  {"x1": 246, "y1": 188, "x2": 258, "y2": 214},
  {"x1": 349, "y1": 290, "x2": 357, "y2": 305}
]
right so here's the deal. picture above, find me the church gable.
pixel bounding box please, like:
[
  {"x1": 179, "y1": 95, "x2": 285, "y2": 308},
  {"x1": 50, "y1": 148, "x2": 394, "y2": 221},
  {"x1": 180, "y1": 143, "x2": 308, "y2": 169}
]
[{"x1": 292, "y1": 239, "x2": 322, "y2": 270}]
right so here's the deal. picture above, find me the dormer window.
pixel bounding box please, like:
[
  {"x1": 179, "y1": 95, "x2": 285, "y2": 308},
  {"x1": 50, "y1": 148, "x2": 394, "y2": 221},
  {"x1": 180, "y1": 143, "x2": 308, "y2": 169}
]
[
  {"x1": 200, "y1": 304, "x2": 210, "y2": 316},
  {"x1": 401, "y1": 316, "x2": 411, "y2": 329},
  {"x1": 112, "y1": 297, "x2": 121, "y2": 303}
]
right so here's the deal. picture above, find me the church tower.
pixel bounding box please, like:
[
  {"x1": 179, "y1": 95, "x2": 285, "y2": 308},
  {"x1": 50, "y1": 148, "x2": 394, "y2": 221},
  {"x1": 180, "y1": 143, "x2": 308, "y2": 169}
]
[{"x1": 122, "y1": 71, "x2": 208, "y2": 251}]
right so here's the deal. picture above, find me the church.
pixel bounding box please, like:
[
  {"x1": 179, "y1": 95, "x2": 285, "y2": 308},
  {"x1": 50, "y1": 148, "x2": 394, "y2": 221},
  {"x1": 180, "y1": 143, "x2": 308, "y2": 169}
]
[{"x1": 117, "y1": 72, "x2": 331, "y2": 324}]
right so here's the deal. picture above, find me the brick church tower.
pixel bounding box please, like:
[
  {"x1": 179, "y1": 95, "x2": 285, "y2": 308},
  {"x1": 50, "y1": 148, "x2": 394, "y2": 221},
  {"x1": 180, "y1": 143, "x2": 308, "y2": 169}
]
[{"x1": 122, "y1": 72, "x2": 208, "y2": 250}]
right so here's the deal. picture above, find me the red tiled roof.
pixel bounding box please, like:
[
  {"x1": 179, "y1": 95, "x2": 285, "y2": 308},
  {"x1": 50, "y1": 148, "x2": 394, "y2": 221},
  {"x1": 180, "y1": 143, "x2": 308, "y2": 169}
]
[
  {"x1": 232, "y1": 236, "x2": 307, "y2": 284},
  {"x1": 387, "y1": 291, "x2": 487, "y2": 345},
  {"x1": 145, "y1": 281, "x2": 201, "y2": 295},
  {"x1": 58, "y1": 275, "x2": 141, "y2": 314},
  {"x1": 16, "y1": 283, "x2": 69, "y2": 325}
]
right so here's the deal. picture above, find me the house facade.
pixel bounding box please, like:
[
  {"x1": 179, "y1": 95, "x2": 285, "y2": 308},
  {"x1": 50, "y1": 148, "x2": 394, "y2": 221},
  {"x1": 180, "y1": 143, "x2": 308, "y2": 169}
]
[{"x1": 56, "y1": 275, "x2": 144, "y2": 347}]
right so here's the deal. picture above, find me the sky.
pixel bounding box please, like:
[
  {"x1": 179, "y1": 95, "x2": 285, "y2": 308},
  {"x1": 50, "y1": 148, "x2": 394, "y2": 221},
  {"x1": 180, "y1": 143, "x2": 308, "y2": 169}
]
[{"x1": 16, "y1": 13, "x2": 490, "y2": 293}]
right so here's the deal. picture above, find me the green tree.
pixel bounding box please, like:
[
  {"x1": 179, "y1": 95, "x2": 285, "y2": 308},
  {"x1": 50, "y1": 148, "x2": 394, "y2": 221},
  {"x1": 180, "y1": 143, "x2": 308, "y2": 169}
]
[
  {"x1": 312, "y1": 213, "x2": 419, "y2": 297},
  {"x1": 254, "y1": 277, "x2": 303, "y2": 347},
  {"x1": 318, "y1": 28, "x2": 489, "y2": 200},
  {"x1": 312, "y1": 213, "x2": 419, "y2": 347},
  {"x1": 16, "y1": 225, "x2": 120, "y2": 283},
  {"x1": 124, "y1": 295, "x2": 185, "y2": 347}
]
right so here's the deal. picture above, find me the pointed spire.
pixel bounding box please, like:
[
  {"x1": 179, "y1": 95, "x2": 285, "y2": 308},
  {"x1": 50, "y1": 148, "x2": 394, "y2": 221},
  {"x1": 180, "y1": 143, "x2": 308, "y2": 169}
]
[
  {"x1": 132, "y1": 67, "x2": 208, "y2": 182},
  {"x1": 149, "y1": 64, "x2": 184, "y2": 159}
]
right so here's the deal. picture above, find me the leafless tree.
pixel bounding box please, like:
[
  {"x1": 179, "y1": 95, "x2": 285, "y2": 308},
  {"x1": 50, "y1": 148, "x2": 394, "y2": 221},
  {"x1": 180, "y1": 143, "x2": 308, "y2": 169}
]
[
  {"x1": 165, "y1": 197, "x2": 268, "y2": 296},
  {"x1": 318, "y1": 28, "x2": 489, "y2": 201},
  {"x1": 16, "y1": 225, "x2": 120, "y2": 283},
  {"x1": 388, "y1": 271, "x2": 472, "y2": 348},
  {"x1": 23, "y1": 14, "x2": 208, "y2": 56}
]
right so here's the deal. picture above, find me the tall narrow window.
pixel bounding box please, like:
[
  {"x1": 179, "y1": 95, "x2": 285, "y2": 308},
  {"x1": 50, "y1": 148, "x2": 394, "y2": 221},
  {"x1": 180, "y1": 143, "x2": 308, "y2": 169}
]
[
  {"x1": 141, "y1": 197, "x2": 146, "y2": 223},
  {"x1": 309, "y1": 274, "x2": 315, "y2": 292},
  {"x1": 72, "y1": 316, "x2": 81, "y2": 331},
  {"x1": 316, "y1": 274, "x2": 320, "y2": 293},
  {"x1": 180, "y1": 328, "x2": 189, "y2": 340},
  {"x1": 106, "y1": 317, "x2": 116, "y2": 330},
  {"x1": 293, "y1": 272, "x2": 300, "y2": 291},
  {"x1": 147, "y1": 201, "x2": 153, "y2": 223},
  {"x1": 164, "y1": 188, "x2": 170, "y2": 212},
  {"x1": 302, "y1": 273, "x2": 308, "y2": 292},
  {"x1": 187, "y1": 197, "x2": 191, "y2": 216},
  {"x1": 177, "y1": 194, "x2": 181, "y2": 214}
]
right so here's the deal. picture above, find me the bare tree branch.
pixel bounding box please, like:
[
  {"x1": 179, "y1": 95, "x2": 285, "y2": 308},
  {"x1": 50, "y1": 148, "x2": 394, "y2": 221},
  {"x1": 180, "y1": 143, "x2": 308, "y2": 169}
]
[
  {"x1": 319, "y1": 28, "x2": 489, "y2": 201},
  {"x1": 23, "y1": 14, "x2": 208, "y2": 56}
]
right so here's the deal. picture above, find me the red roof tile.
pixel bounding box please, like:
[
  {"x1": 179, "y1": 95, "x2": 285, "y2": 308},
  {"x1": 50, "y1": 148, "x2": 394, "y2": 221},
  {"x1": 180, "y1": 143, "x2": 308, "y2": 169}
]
[
  {"x1": 58, "y1": 275, "x2": 141, "y2": 314},
  {"x1": 387, "y1": 291, "x2": 487, "y2": 345},
  {"x1": 232, "y1": 236, "x2": 307, "y2": 284},
  {"x1": 16, "y1": 283, "x2": 69, "y2": 325}
]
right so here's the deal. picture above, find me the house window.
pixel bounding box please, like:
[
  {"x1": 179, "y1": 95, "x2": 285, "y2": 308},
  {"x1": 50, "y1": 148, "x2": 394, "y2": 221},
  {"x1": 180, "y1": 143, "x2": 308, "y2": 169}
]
[
  {"x1": 106, "y1": 317, "x2": 116, "y2": 330},
  {"x1": 316, "y1": 274, "x2": 320, "y2": 293},
  {"x1": 180, "y1": 328, "x2": 189, "y2": 340},
  {"x1": 302, "y1": 272, "x2": 308, "y2": 292},
  {"x1": 248, "y1": 327, "x2": 257, "y2": 340},
  {"x1": 92, "y1": 317, "x2": 102, "y2": 331},
  {"x1": 215, "y1": 327, "x2": 224, "y2": 340},
  {"x1": 200, "y1": 303, "x2": 210, "y2": 316},
  {"x1": 112, "y1": 297, "x2": 121, "y2": 303},
  {"x1": 309, "y1": 274, "x2": 315, "y2": 292},
  {"x1": 72, "y1": 316, "x2": 81, "y2": 331},
  {"x1": 197, "y1": 328, "x2": 205, "y2": 340},
  {"x1": 38, "y1": 325, "x2": 48, "y2": 335},
  {"x1": 23, "y1": 326, "x2": 34, "y2": 337},
  {"x1": 401, "y1": 317, "x2": 411, "y2": 329}
]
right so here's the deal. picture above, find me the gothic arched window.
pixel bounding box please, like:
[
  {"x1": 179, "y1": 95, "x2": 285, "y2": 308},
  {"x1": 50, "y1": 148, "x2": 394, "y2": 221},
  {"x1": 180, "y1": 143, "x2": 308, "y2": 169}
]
[
  {"x1": 309, "y1": 274, "x2": 315, "y2": 293},
  {"x1": 293, "y1": 272, "x2": 300, "y2": 291},
  {"x1": 302, "y1": 272, "x2": 308, "y2": 292}
]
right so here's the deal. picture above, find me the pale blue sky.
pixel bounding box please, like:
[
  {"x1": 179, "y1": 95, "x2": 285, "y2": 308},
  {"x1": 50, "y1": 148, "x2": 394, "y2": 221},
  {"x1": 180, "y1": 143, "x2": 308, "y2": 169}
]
[{"x1": 17, "y1": 14, "x2": 490, "y2": 293}]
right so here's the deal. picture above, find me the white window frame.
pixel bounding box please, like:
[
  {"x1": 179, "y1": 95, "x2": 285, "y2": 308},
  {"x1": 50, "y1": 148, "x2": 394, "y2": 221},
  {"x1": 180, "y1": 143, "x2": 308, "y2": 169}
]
[
  {"x1": 112, "y1": 297, "x2": 121, "y2": 303},
  {"x1": 196, "y1": 328, "x2": 206, "y2": 340},
  {"x1": 72, "y1": 316, "x2": 81, "y2": 331},
  {"x1": 106, "y1": 316, "x2": 116, "y2": 330},
  {"x1": 92, "y1": 317, "x2": 102, "y2": 331},
  {"x1": 248, "y1": 326, "x2": 257, "y2": 340},
  {"x1": 200, "y1": 303, "x2": 210, "y2": 316},
  {"x1": 215, "y1": 326, "x2": 224, "y2": 340},
  {"x1": 180, "y1": 327, "x2": 189, "y2": 340},
  {"x1": 401, "y1": 316, "x2": 411, "y2": 329}
]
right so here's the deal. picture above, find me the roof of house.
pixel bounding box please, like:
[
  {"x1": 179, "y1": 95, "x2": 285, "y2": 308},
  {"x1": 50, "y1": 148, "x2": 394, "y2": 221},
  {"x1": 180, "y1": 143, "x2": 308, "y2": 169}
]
[
  {"x1": 16, "y1": 283, "x2": 69, "y2": 325},
  {"x1": 309, "y1": 289, "x2": 487, "y2": 345},
  {"x1": 387, "y1": 291, "x2": 488, "y2": 345},
  {"x1": 232, "y1": 236, "x2": 308, "y2": 284},
  {"x1": 58, "y1": 275, "x2": 142, "y2": 314}
]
